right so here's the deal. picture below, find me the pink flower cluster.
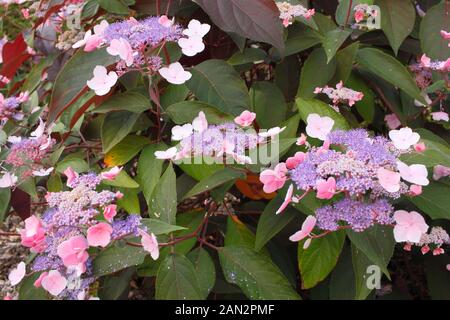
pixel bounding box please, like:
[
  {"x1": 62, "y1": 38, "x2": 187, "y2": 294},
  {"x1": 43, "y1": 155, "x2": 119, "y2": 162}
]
[
  {"x1": 3, "y1": 119, "x2": 55, "y2": 183},
  {"x1": 0, "y1": 91, "x2": 29, "y2": 124},
  {"x1": 352, "y1": 4, "x2": 378, "y2": 30},
  {"x1": 276, "y1": 1, "x2": 315, "y2": 27},
  {"x1": 441, "y1": 30, "x2": 450, "y2": 47},
  {"x1": 420, "y1": 54, "x2": 450, "y2": 73},
  {"x1": 80, "y1": 17, "x2": 210, "y2": 96},
  {"x1": 314, "y1": 81, "x2": 364, "y2": 110},
  {"x1": 19, "y1": 215, "x2": 46, "y2": 253},
  {"x1": 0, "y1": 0, "x2": 27, "y2": 7},
  {"x1": 154, "y1": 110, "x2": 268, "y2": 165},
  {"x1": 8, "y1": 168, "x2": 159, "y2": 300},
  {"x1": 0, "y1": 36, "x2": 7, "y2": 64},
  {"x1": 403, "y1": 224, "x2": 449, "y2": 256},
  {"x1": 433, "y1": 165, "x2": 450, "y2": 181},
  {"x1": 259, "y1": 123, "x2": 443, "y2": 247}
]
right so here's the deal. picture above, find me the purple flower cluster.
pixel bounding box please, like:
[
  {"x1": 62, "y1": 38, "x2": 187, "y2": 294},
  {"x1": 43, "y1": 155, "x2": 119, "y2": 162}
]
[
  {"x1": 290, "y1": 129, "x2": 409, "y2": 232},
  {"x1": 316, "y1": 198, "x2": 393, "y2": 232},
  {"x1": 103, "y1": 17, "x2": 183, "y2": 48},
  {"x1": 328, "y1": 129, "x2": 400, "y2": 166},
  {"x1": 410, "y1": 63, "x2": 433, "y2": 90},
  {"x1": 103, "y1": 17, "x2": 182, "y2": 72},
  {"x1": 179, "y1": 123, "x2": 260, "y2": 160},
  {"x1": 111, "y1": 215, "x2": 143, "y2": 240},
  {"x1": 291, "y1": 129, "x2": 403, "y2": 197},
  {"x1": 6, "y1": 136, "x2": 54, "y2": 165},
  {"x1": 4, "y1": 135, "x2": 55, "y2": 179},
  {"x1": 0, "y1": 94, "x2": 25, "y2": 124},
  {"x1": 31, "y1": 173, "x2": 121, "y2": 299},
  {"x1": 44, "y1": 174, "x2": 117, "y2": 229}
]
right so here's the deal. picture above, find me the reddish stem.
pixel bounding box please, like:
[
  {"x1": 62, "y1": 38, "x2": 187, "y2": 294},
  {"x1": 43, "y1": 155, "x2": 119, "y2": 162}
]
[
  {"x1": 126, "y1": 214, "x2": 210, "y2": 248},
  {"x1": 344, "y1": 0, "x2": 353, "y2": 26},
  {"x1": 156, "y1": 0, "x2": 161, "y2": 16},
  {"x1": 197, "y1": 238, "x2": 220, "y2": 251},
  {"x1": 165, "y1": 0, "x2": 172, "y2": 15},
  {"x1": 0, "y1": 232, "x2": 20, "y2": 237}
]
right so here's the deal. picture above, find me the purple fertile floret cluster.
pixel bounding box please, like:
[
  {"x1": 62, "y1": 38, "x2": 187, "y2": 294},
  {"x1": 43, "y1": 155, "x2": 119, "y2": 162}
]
[{"x1": 290, "y1": 129, "x2": 407, "y2": 232}]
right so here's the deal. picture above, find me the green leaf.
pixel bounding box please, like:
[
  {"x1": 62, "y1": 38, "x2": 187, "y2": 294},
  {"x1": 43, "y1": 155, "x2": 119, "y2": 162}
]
[
  {"x1": 101, "y1": 111, "x2": 141, "y2": 153},
  {"x1": 19, "y1": 273, "x2": 48, "y2": 300},
  {"x1": 315, "y1": 12, "x2": 338, "y2": 35},
  {"x1": 21, "y1": 54, "x2": 56, "y2": 93},
  {"x1": 141, "y1": 218, "x2": 187, "y2": 235},
  {"x1": 298, "y1": 230, "x2": 345, "y2": 289},
  {"x1": 98, "y1": 268, "x2": 134, "y2": 300},
  {"x1": 155, "y1": 253, "x2": 203, "y2": 300},
  {"x1": 219, "y1": 246, "x2": 301, "y2": 300},
  {"x1": 182, "y1": 168, "x2": 245, "y2": 200},
  {"x1": 59, "y1": 90, "x2": 95, "y2": 129},
  {"x1": 322, "y1": 28, "x2": 351, "y2": 63},
  {"x1": 274, "y1": 55, "x2": 301, "y2": 102},
  {"x1": 255, "y1": 193, "x2": 298, "y2": 251},
  {"x1": 419, "y1": 2, "x2": 450, "y2": 60},
  {"x1": 179, "y1": 159, "x2": 224, "y2": 181},
  {"x1": 329, "y1": 245, "x2": 356, "y2": 299},
  {"x1": 250, "y1": 81, "x2": 287, "y2": 128},
  {"x1": 351, "y1": 244, "x2": 375, "y2": 300},
  {"x1": 248, "y1": 138, "x2": 298, "y2": 172},
  {"x1": 376, "y1": 0, "x2": 415, "y2": 55},
  {"x1": 360, "y1": 68, "x2": 407, "y2": 123},
  {"x1": 93, "y1": 245, "x2": 148, "y2": 276},
  {"x1": 81, "y1": 0, "x2": 100, "y2": 19},
  {"x1": 409, "y1": 181, "x2": 450, "y2": 220},
  {"x1": 186, "y1": 59, "x2": 250, "y2": 115},
  {"x1": 347, "y1": 225, "x2": 395, "y2": 279},
  {"x1": 116, "y1": 188, "x2": 140, "y2": 214},
  {"x1": 295, "y1": 97, "x2": 350, "y2": 130},
  {"x1": 18, "y1": 178, "x2": 38, "y2": 199},
  {"x1": 149, "y1": 163, "x2": 177, "y2": 224},
  {"x1": 298, "y1": 48, "x2": 336, "y2": 98},
  {"x1": 48, "y1": 48, "x2": 117, "y2": 123},
  {"x1": 187, "y1": 248, "x2": 216, "y2": 298},
  {"x1": 356, "y1": 48, "x2": 425, "y2": 103},
  {"x1": 293, "y1": 191, "x2": 322, "y2": 216},
  {"x1": 94, "y1": 91, "x2": 150, "y2": 114},
  {"x1": 0, "y1": 129, "x2": 6, "y2": 145},
  {"x1": 47, "y1": 173, "x2": 63, "y2": 193},
  {"x1": 137, "y1": 211, "x2": 205, "y2": 278},
  {"x1": 101, "y1": 170, "x2": 139, "y2": 189},
  {"x1": 228, "y1": 48, "x2": 267, "y2": 66},
  {"x1": 425, "y1": 80, "x2": 446, "y2": 94},
  {"x1": 400, "y1": 128, "x2": 450, "y2": 168},
  {"x1": 137, "y1": 144, "x2": 164, "y2": 205},
  {"x1": 332, "y1": 42, "x2": 359, "y2": 84},
  {"x1": 225, "y1": 216, "x2": 269, "y2": 257},
  {"x1": 346, "y1": 72, "x2": 376, "y2": 123},
  {"x1": 424, "y1": 255, "x2": 450, "y2": 299},
  {"x1": 211, "y1": 181, "x2": 234, "y2": 201},
  {"x1": 229, "y1": 32, "x2": 247, "y2": 52},
  {"x1": 0, "y1": 188, "x2": 11, "y2": 222},
  {"x1": 160, "y1": 84, "x2": 189, "y2": 109},
  {"x1": 194, "y1": 0, "x2": 285, "y2": 53},
  {"x1": 166, "y1": 101, "x2": 233, "y2": 124},
  {"x1": 283, "y1": 23, "x2": 322, "y2": 56},
  {"x1": 279, "y1": 114, "x2": 301, "y2": 139},
  {"x1": 173, "y1": 211, "x2": 205, "y2": 254},
  {"x1": 97, "y1": 0, "x2": 130, "y2": 14},
  {"x1": 104, "y1": 135, "x2": 150, "y2": 167},
  {"x1": 55, "y1": 156, "x2": 89, "y2": 174}
]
